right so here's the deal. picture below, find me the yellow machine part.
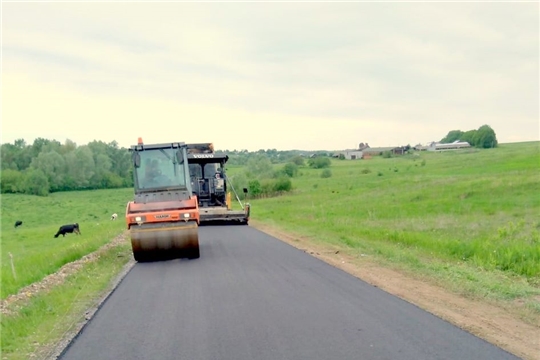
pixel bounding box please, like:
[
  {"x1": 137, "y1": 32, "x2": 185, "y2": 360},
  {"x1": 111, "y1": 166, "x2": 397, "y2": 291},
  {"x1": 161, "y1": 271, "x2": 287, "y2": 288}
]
[
  {"x1": 226, "y1": 192, "x2": 232, "y2": 210},
  {"x1": 129, "y1": 221, "x2": 199, "y2": 262}
]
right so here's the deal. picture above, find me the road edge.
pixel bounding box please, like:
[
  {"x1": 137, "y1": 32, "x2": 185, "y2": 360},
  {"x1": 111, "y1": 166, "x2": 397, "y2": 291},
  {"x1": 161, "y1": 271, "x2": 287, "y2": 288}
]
[
  {"x1": 46, "y1": 258, "x2": 136, "y2": 360},
  {"x1": 249, "y1": 219, "x2": 539, "y2": 360}
]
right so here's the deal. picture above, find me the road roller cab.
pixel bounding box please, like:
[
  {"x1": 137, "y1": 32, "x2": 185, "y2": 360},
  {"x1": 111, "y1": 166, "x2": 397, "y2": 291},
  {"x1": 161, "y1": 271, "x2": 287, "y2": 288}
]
[{"x1": 126, "y1": 138, "x2": 200, "y2": 262}]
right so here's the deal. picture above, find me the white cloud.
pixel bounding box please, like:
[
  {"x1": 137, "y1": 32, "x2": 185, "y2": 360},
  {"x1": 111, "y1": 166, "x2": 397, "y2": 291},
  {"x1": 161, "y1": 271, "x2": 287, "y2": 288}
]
[{"x1": 2, "y1": 1, "x2": 538, "y2": 150}]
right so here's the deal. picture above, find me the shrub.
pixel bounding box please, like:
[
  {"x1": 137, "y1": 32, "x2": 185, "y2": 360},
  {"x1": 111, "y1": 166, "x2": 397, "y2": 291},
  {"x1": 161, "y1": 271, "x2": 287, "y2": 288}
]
[
  {"x1": 283, "y1": 163, "x2": 298, "y2": 177},
  {"x1": 248, "y1": 179, "x2": 262, "y2": 196},
  {"x1": 260, "y1": 179, "x2": 275, "y2": 194},
  {"x1": 321, "y1": 169, "x2": 332, "y2": 178},
  {"x1": 273, "y1": 168, "x2": 286, "y2": 178},
  {"x1": 274, "y1": 177, "x2": 292, "y2": 192},
  {"x1": 308, "y1": 157, "x2": 331, "y2": 169},
  {"x1": 291, "y1": 156, "x2": 305, "y2": 166},
  {"x1": 255, "y1": 178, "x2": 293, "y2": 196}
]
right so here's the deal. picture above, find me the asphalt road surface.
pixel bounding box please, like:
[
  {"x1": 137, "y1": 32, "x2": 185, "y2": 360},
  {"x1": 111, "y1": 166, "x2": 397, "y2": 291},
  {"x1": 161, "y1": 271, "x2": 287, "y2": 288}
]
[{"x1": 59, "y1": 225, "x2": 519, "y2": 360}]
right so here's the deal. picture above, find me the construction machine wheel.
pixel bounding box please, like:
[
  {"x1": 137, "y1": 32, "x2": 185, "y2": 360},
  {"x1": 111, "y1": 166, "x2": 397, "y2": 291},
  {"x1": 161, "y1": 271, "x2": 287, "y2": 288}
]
[{"x1": 129, "y1": 221, "x2": 199, "y2": 262}]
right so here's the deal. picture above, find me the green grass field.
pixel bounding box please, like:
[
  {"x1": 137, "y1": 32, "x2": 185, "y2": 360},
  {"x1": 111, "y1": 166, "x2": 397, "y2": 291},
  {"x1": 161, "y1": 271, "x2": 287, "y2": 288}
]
[
  {"x1": 1, "y1": 188, "x2": 135, "y2": 359},
  {"x1": 2, "y1": 144, "x2": 538, "y2": 299},
  {"x1": 1, "y1": 240, "x2": 132, "y2": 360},
  {"x1": 245, "y1": 142, "x2": 540, "y2": 307},
  {"x1": 0, "y1": 141, "x2": 538, "y2": 357},
  {"x1": 1, "y1": 188, "x2": 133, "y2": 299}
]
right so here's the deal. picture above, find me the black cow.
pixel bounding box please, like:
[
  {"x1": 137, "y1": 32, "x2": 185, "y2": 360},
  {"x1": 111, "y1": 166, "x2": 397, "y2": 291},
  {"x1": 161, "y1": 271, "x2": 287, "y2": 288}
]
[
  {"x1": 14, "y1": 220, "x2": 23, "y2": 228},
  {"x1": 54, "y1": 223, "x2": 81, "y2": 238}
]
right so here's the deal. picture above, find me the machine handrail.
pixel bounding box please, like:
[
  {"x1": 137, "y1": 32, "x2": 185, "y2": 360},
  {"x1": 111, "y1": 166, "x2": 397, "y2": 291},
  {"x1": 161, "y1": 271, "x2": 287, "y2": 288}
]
[{"x1": 223, "y1": 174, "x2": 245, "y2": 210}]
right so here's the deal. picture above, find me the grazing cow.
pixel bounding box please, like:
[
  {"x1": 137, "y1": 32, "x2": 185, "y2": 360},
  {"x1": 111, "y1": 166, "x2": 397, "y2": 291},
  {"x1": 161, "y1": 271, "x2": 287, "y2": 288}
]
[
  {"x1": 14, "y1": 220, "x2": 23, "y2": 228},
  {"x1": 54, "y1": 223, "x2": 81, "y2": 238},
  {"x1": 111, "y1": 213, "x2": 118, "y2": 221}
]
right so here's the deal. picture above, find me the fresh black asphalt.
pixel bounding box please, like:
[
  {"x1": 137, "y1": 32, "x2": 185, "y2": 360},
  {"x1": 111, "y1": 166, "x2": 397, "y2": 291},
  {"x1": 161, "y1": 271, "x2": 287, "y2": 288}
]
[{"x1": 59, "y1": 225, "x2": 519, "y2": 360}]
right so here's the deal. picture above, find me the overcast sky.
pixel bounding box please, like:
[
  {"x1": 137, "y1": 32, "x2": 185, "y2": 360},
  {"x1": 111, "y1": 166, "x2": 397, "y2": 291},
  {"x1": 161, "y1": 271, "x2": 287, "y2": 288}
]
[{"x1": 2, "y1": 1, "x2": 538, "y2": 151}]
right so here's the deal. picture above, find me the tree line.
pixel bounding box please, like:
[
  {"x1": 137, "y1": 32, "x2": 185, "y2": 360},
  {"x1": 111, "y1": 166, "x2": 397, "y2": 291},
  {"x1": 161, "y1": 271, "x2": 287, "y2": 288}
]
[
  {"x1": 1, "y1": 126, "x2": 497, "y2": 197},
  {"x1": 440, "y1": 124, "x2": 498, "y2": 148},
  {"x1": 1, "y1": 138, "x2": 133, "y2": 196},
  {"x1": 0, "y1": 138, "x2": 326, "y2": 197}
]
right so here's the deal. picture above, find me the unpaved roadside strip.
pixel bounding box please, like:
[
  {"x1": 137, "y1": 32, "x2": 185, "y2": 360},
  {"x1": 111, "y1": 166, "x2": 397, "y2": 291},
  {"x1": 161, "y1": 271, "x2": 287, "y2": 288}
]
[
  {"x1": 250, "y1": 219, "x2": 540, "y2": 360},
  {"x1": 1, "y1": 232, "x2": 134, "y2": 317},
  {"x1": 44, "y1": 241, "x2": 136, "y2": 360}
]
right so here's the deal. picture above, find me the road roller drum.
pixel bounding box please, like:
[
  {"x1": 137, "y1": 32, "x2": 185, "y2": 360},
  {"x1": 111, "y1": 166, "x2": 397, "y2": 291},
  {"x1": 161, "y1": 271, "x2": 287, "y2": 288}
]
[
  {"x1": 126, "y1": 138, "x2": 201, "y2": 262},
  {"x1": 130, "y1": 222, "x2": 199, "y2": 262}
]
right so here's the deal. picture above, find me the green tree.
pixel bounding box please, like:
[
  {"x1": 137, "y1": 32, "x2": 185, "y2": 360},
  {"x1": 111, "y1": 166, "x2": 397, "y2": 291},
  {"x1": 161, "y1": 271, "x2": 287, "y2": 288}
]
[
  {"x1": 63, "y1": 152, "x2": 78, "y2": 189},
  {"x1": 0, "y1": 169, "x2": 23, "y2": 193},
  {"x1": 21, "y1": 169, "x2": 49, "y2": 196},
  {"x1": 308, "y1": 157, "x2": 331, "y2": 169},
  {"x1": 94, "y1": 154, "x2": 113, "y2": 185},
  {"x1": 3, "y1": 139, "x2": 33, "y2": 170},
  {"x1": 282, "y1": 163, "x2": 298, "y2": 177},
  {"x1": 461, "y1": 130, "x2": 478, "y2": 146},
  {"x1": 64, "y1": 146, "x2": 95, "y2": 189},
  {"x1": 106, "y1": 141, "x2": 131, "y2": 179},
  {"x1": 87, "y1": 141, "x2": 114, "y2": 188},
  {"x1": 291, "y1": 156, "x2": 305, "y2": 166},
  {"x1": 1, "y1": 137, "x2": 134, "y2": 192},
  {"x1": 441, "y1": 130, "x2": 465, "y2": 143},
  {"x1": 0, "y1": 143, "x2": 20, "y2": 170},
  {"x1": 30, "y1": 150, "x2": 66, "y2": 191},
  {"x1": 61, "y1": 139, "x2": 77, "y2": 155},
  {"x1": 41, "y1": 139, "x2": 63, "y2": 154},
  {"x1": 30, "y1": 138, "x2": 60, "y2": 158},
  {"x1": 101, "y1": 172, "x2": 125, "y2": 188},
  {"x1": 474, "y1": 125, "x2": 498, "y2": 148}
]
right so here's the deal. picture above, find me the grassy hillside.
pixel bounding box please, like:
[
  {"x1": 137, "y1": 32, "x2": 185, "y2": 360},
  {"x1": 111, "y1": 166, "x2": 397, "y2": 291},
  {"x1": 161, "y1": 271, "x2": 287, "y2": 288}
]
[{"x1": 247, "y1": 142, "x2": 540, "y2": 304}]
